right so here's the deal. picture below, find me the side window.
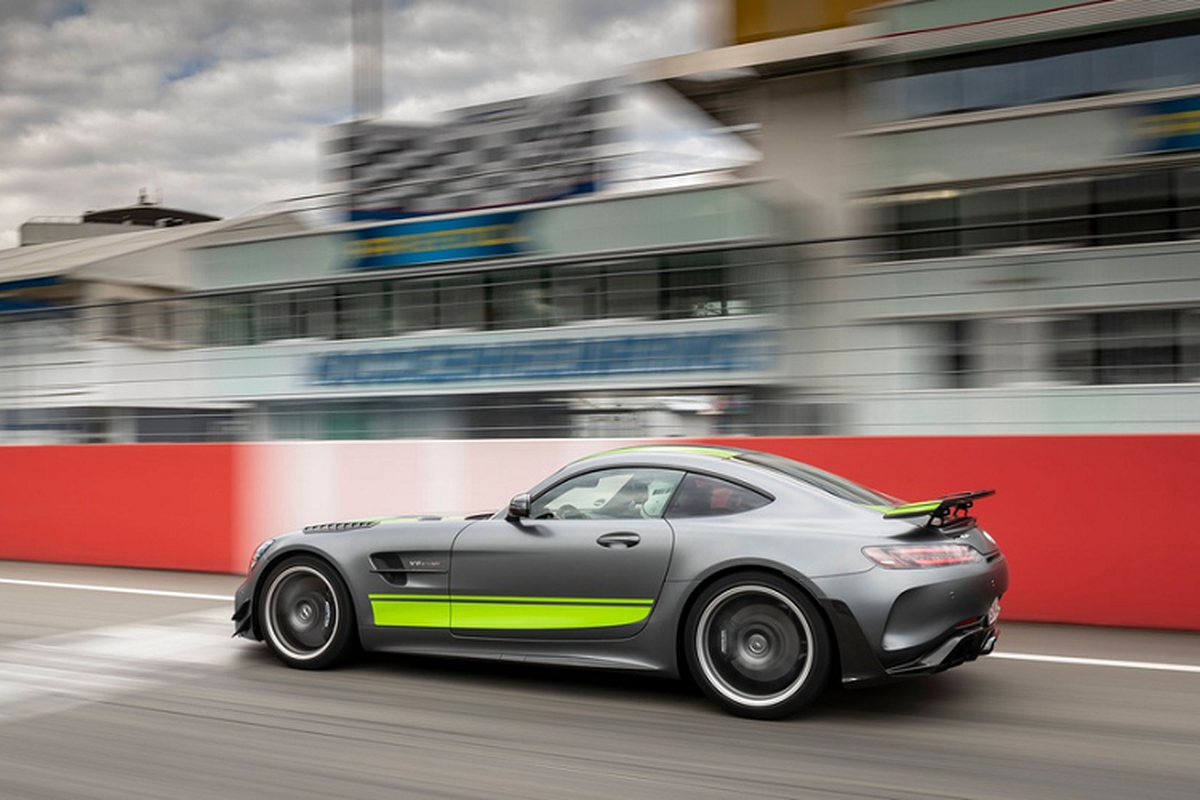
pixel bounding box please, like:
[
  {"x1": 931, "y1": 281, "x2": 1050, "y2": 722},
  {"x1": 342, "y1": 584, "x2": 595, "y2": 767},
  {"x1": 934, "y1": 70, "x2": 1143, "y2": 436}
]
[
  {"x1": 530, "y1": 468, "x2": 684, "y2": 520},
  {"x1": 667, "y1": 474, "x2": 771, "y2": 518}
]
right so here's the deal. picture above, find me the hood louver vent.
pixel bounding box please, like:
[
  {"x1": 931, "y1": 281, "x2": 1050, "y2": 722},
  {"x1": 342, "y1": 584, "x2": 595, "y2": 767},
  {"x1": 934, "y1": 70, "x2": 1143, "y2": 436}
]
[{"x1": 303, "y1": 520, "x2": 379, "y2": 534}]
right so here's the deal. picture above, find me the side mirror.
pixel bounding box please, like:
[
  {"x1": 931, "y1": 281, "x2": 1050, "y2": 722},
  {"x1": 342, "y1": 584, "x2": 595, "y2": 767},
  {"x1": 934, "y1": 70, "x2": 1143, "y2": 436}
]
[{"x1": 507, "y1": 493, "x2": 531, "y2": 520}]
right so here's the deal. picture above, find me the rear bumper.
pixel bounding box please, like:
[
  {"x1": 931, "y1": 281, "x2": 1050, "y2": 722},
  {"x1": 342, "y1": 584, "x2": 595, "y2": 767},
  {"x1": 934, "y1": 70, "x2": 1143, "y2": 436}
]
[
  {"x1": 821, "y1": 554, "x2": 1008, "y2": 686},
  {"x1": 824, "y1": 595, "x2": 1001, "y2": 686},
  {"x1": 884, "y1": 622, "x2": 999, "y2": 677}
]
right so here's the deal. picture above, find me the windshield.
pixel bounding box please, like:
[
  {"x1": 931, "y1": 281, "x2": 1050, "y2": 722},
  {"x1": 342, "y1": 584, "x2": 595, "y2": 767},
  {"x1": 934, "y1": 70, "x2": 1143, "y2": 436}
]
[{"x1": 733, "y1": 452, "x2": 897, "y2": 506}]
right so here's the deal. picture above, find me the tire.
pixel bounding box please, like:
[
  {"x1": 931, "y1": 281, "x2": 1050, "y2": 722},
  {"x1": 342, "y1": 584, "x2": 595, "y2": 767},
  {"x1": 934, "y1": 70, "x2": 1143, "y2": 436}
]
[
  {"x1": 259, "y1": 556, "x2": 357, "y2": 670},
  {"x1": 684, "y1": 572, "x2": 832, "y2": 719}
]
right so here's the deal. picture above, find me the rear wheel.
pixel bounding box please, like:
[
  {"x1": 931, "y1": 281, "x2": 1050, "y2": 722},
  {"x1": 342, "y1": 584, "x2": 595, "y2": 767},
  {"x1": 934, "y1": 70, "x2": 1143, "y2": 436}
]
[
  {"x1": 259, "y1": 556, "x2": 356, "y2": 669},
  {"x1": 685, "y1": 572, "x2": 831, "y2": 719}
]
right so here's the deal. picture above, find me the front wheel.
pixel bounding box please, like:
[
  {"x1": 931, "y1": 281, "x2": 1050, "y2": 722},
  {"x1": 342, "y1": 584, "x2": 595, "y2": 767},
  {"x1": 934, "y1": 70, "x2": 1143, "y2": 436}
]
[
  {"x1": 259, "y1": 556, "x2": 356, "y2": 670},
  {"x1": 684, "y1": 572, "x2": 832, "y2": 719}
]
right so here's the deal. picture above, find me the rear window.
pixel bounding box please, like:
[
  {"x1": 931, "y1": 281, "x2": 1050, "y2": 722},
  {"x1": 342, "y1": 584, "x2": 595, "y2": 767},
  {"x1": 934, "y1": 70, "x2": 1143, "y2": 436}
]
[
  {"x1": 666, "y1": 473, "x2": 771, "y2": 518},
  {"x1": 733, "y1": 452, "x2": 895, "y2": 506}
]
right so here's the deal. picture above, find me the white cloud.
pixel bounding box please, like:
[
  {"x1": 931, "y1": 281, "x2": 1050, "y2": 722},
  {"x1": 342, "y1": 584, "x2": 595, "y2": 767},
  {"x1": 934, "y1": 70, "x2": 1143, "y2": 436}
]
[{"x1": 0, "y1": 0, "x2": 713, "y2": 249}]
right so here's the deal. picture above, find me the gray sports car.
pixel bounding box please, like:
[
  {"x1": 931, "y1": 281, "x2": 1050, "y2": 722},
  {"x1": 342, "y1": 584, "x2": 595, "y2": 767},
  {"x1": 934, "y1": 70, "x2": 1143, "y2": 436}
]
[{"x1": 233, "y1": 444, "x2": 1008, "y2": 718}]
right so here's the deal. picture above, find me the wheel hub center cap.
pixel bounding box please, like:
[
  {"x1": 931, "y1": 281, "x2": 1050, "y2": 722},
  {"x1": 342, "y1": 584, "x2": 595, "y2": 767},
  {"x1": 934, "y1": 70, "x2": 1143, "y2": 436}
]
[
  {"x1": 297, "y1": 603, "x2": 314, "y2": 623},
  {"x1": 746, "y1": 632, "x2": 769, "y2": 656}
]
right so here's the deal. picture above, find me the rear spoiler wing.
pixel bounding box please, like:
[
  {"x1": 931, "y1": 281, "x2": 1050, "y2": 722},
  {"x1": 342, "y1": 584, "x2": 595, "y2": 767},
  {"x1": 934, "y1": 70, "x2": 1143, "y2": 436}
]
[{"x1": 879, "y1": 489, "x2": 995, "y2": 526}]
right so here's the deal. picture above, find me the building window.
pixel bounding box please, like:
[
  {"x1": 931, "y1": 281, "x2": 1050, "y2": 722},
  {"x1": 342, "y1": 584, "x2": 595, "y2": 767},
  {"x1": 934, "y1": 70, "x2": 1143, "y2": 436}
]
[
  {"x1": 869, "y1": 167, "x2": 1200, "y2": 261},
  {"x1": 257, "y1": 292, "x2": 292, "y2": 342},
  {"x1": 394, "y1": 280, "x2": 437, "y2": 332},
  {"x1": 922, "y1": 311, "x2": 1194, "y2": 388},
  {"x1": 1184, "y1": 310, "x2": 1200, "y2": 382},
  {"x1": 943, "y1": 319, "x2": 977, "y2": 389},
  {"x1": 1095, "y1": 172, "x2": 1173, "y2": 246},
  {"x1": 256, "y1": 288, "x2": 334, "y2": 342},
  {"x1": 207, "y1": 294, "x2": 257, "y2": 346},
  {"x1": 552, "y1": 264, "x2": 615, "y2": 324},
  {"x1": 1094, "y1": 310, "x2": 1182, "y2": 384},
  {"x1": 489, "y1": 268, "x2": 550, "y2": 330},
  {"x1": 960, "y1": 58, "x2": 1023, "y2": 113},
  {"x1": 1050, "y1": 316, "x2": 1095, "y2": 384},
  {"x1": 865, "y1": 22, "x2": 1200, "y2": 123},
  {"x1": 960, "y1": 187, "x2": 1021, "y2": 252},
  {"x1": 336, "y1": 281, "x2": 391, "y2": 339},
  {"x1": 662, "y1": 254, "x2": 731, "y2": 318},
  {"x1": 1052, "y1": 309, "x2": 1191, "y2": 385},
  {"x1": 110, "y1": 303, "x2": 137, "y2": 338},
  {"x1": 1176, "y1": 168, "x2": 1200, "y2": 238},
  {"x1": 155, "y1": 302, "x2": 177, "y2": 343},
  {"x1": 1025, "y1": 180, "x2": 1092, "y2": 247},
  {"x1": 195, "y1": 248, "x2": 769, "y2": 346},
  {"x1": 895, "y1": 194, "x2": 958, "y2": 260},
  {"x1": 606, "y1": 260, "x2": 659, "y2": 320},
  {"x1": 174, "y1": 300, "x2": 205, "y2": 346},
  {"x1": 440, "y1": 276, "x2": 485, "y2": 330}
]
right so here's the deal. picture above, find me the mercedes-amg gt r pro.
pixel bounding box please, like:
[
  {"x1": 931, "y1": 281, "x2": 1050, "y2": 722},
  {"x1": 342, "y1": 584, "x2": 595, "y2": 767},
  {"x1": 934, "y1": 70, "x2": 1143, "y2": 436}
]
[{"x1": 233, "y1": 445, "x2": 1008, "y2": 719}]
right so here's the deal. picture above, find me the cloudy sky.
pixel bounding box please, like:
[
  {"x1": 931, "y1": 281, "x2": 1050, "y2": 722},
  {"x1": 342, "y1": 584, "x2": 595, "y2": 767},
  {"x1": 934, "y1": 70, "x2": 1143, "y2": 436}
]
[{"x1": 0, "y1": 0, "x2": 717, "y2": 249}]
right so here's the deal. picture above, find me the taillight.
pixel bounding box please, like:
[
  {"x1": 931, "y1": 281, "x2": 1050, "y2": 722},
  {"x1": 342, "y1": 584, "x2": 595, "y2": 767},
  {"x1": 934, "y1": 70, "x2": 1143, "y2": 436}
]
[{"x1": 862, "y1": 543, "x2": 983, "y2": 568}]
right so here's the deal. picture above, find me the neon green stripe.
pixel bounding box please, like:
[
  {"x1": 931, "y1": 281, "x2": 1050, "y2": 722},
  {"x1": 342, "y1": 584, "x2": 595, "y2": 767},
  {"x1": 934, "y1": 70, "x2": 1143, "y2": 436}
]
[
  {"x1": 882, "y1": 499, "x2": 943, "y2": 517},
  {"x1": 452, "y1": 601, "x2": 650, "y2": 629},
  {"x1": 370, "y1": 594, "x2": 651, "y2": 605},
  {"x1": 582, "y1": 445, "x2": 740, "y2": 460},
  {"x1": 370, "y1": 596, "x2": 450, "y2": 627},
  {"x1": 375, "y1": 515, "x2": 470, "y2": 523},
  {"x1": 463, "y1": 595, "x2": 650, "y2": 606},
  {"x1": 368, "y1": 593, "x2": 653, "y2": 629}
]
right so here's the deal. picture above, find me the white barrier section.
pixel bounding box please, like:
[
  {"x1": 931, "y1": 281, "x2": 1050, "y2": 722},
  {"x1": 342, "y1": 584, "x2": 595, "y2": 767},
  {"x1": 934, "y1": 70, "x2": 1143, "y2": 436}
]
[{"x1": 233, "y1": 439, "x2": 648, "y2": 565}]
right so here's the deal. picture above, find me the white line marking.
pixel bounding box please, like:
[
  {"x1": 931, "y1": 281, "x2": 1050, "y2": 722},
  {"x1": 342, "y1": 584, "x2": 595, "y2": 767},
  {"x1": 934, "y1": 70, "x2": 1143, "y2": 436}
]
[
  {"x1": 4, "y1": 577, "x2": 1198, "y2": 675},
  {"x1": 991, "y1": 651, "x2": 1200, "y2": 674},
  {"x1": 0, "y1": 577, "x2": 230, "y2": 602}
]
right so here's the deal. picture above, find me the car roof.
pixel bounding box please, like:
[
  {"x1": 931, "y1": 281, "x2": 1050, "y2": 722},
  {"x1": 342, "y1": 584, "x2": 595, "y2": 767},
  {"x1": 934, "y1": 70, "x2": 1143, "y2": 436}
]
[{"x1": 572, "y1": 444, "x2": 893, "y2": 508}]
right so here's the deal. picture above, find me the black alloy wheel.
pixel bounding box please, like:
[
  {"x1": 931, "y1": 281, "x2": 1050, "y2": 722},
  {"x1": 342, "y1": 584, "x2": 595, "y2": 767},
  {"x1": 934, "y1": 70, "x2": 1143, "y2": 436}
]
[
  {"x1": 685, "y1": 572, "x2": 832, "y2": 719},
  {"x1": 259, "y1": 556, "x2": 356, "y2": 669}
]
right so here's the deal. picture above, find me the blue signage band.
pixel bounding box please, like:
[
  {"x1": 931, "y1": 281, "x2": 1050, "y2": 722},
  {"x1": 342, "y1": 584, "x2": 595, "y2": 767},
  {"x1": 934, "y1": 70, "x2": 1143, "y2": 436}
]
[
  {"x1": 311, "y1": 330, "x2": 778, "y2": 387},
  {"x1": 348, "y1": 210, "x2": 528, "y2": 270}
]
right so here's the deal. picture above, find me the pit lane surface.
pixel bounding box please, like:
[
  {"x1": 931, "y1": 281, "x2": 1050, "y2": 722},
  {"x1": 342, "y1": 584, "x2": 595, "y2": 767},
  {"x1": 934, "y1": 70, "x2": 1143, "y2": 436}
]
[{"x1": 1, "y1": 562, "x2": 1197, "y2": 800}]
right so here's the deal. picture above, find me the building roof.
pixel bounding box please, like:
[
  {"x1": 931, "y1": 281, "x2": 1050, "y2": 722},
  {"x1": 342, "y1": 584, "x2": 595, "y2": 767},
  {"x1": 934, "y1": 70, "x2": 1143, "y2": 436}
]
[
  {"x1": 82, "y1": 203, "x2": 219, "y2": 226},
  {"x1": 0, "y1": 211, "x2": 307, "y2": 291},
  {"x1": 633, "y1": 23, "x2": 881, "y2": 125}
]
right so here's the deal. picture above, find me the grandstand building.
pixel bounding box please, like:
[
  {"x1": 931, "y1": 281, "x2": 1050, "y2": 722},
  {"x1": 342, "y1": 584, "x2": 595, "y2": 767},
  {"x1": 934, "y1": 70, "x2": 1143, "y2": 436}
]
[{"x1": 1, "y1": 0, "x2": 1197, "y2": 442}]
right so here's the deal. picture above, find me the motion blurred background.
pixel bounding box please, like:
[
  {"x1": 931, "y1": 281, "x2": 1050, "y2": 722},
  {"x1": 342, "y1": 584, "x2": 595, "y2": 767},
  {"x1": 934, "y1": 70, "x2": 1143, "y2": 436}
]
[
  {"x1": 3, "y1": 0, "x2": 1199, "y2": 442},
  {"x1": 0, "y1": 1, "x2": 1197, "y2": 630}
]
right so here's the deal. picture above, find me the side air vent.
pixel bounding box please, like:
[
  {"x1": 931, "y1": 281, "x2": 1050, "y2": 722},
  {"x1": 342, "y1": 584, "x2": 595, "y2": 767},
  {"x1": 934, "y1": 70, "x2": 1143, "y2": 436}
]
[
  {"x1": 369, "y1": 552, "x2": 408, "y2": 587},
  {"x1": 368, "y1": 551, "x2": 449, "y2": 586},
  {"x1": 303, "y1": 520, "x2": 379, "y2": 534}
]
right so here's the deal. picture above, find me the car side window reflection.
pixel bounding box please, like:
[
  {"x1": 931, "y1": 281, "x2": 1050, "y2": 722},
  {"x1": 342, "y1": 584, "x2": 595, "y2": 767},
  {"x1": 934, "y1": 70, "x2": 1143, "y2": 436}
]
[
  {"x1": 531, "y1": 468, "x2": 684, "y2": 520},
  {"x1": 666, "y1": 474, "x2": 771, "y2": 518}
]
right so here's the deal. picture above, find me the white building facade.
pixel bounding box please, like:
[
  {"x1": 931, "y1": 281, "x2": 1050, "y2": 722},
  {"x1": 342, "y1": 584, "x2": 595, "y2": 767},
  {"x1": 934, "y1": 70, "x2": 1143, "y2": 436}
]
[{"x1": 3, "y1": 0, "x2": 1198, "y2": 442}]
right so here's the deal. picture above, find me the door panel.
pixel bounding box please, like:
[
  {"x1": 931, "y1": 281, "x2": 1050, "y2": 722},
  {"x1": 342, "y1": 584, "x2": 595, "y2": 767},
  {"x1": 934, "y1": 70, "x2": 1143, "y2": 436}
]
[{"x1": 449, "y1": 517, "x2": 673, "y2": 639}]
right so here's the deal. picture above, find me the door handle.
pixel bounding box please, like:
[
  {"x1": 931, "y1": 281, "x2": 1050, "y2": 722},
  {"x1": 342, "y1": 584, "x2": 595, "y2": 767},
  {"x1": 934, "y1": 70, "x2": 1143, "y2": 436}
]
[{"x1": 597, "y1": 532, "x2": 641, "y2": 549}]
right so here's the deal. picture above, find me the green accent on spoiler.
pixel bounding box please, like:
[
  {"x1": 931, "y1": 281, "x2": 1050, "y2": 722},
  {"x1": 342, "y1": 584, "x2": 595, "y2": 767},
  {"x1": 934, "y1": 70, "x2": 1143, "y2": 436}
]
[
  {"x1": 368, "y1": 593, "x2": 654, "y2": 630},
  {"x1": 879, "y1": 500, "x2": 944, "y2": 518}
]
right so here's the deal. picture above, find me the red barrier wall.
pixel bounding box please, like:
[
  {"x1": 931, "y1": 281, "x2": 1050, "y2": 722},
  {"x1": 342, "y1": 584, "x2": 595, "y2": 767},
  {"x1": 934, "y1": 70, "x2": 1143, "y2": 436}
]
[
  {"x1": 699, "y1": 436, "x2": 1200, "y2": 631},
  {"x1": 0, "y1": 444, "x2": 239, "y2": 573},
  {"x1": 1, "y1": 436, "x2": 1197, "y2": 630}
]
